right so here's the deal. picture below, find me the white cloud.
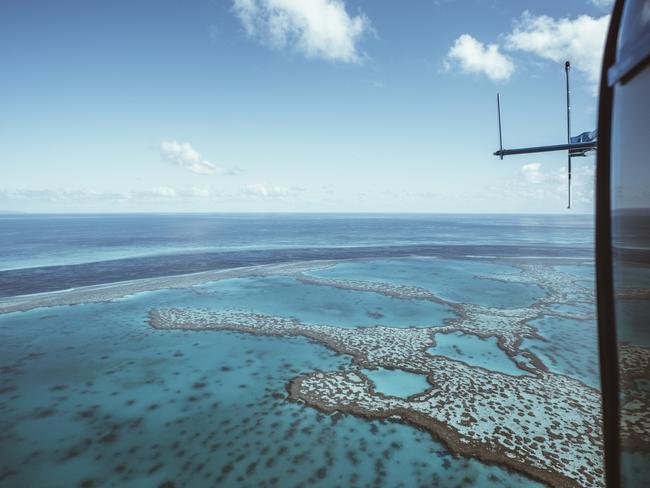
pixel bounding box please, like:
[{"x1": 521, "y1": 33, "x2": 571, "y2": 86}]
[
  {"x1": 444, "y1": 11, "x2": 609, "y2": 92},
  {"x1": 138, "y1": 186, "x2": 177, "y2": 198},
  {"x1": 588, "y1": 0, "x2": 613, "y2": 9},
  {"x1": 444, "y1": 34, "x2": 515, "y2": 81},
  {"x1": 0, "y1": 186, "x2": 220, "y2": 204},
  {"x1": 517, "y1": 162, "x2": 595, "y2": 205},
  {"x1": 159, "y1": 141, "x2": 231, "y2": 175},
  {"x1": 182, "y1": 186, "x2": 211, "y2": 198},
  {"x1": 135, "y1": 186, "x2": 221, "y2": 199},
  {"x1": 243, "y1": 183, "x2": 302, "y2": 198},
  {"x1": 520, "y1": 162, "x2": 544, "y2": 184},
  {"x1": 0, "y1": 188, "x2": 129, "y2": 202},
  {"x1": 0, "y1": 184, "x2": 311, "y2": 207},
  {"x1": 505, "y1": 11, "x2": 610, "y2": 91},
  {"x1": 232, "y1": 0, "x2": 371, "y2": 63}
]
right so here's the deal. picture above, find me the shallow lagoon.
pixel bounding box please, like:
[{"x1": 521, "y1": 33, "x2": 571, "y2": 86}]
[
  {"x1": 521, "y1": 316, "x2": 600, "y2": 388},
  {"x1": 308, "y1": 258, "x2": 546, "y2": 308},
  {"x1": 554, "y1": 264, "x2": 596, "y2": 291},
  {"x1": 192, "y1": 275, "x2": 455, "y2": 328},
  {"x1": 362, "y1": 368, "x2": 430, "y2": 398},
  {"x1": 428, "y1": 332, "x2": 530, "y2": 377}
]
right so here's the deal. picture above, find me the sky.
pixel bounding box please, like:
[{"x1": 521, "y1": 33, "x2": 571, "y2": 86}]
[{"x1": 0, "y1": 0, "x2": 613, "y2": 213}]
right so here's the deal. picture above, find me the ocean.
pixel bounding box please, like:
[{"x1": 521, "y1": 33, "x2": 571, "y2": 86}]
[{"x1": 0, "y1": 213, "x2": 601, "y2": 487}]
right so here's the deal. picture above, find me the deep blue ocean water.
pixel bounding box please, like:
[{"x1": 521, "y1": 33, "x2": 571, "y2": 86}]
[
  {"x1": 0, "y1": 213, "x2": 593, "y2": 297},
  {"x1": 0, "y1": 214, "x2": 596, "y2": 487}
]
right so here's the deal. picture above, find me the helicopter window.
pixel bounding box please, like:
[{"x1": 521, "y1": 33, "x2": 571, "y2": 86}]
[{"x1": 610, "y1": 2, "x2": 650, "y2": 481}]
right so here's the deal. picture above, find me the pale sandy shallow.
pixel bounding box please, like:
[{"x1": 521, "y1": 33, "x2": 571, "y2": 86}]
[{"x1": 0, "y1": 260, "x2": 337, "y2": 315}]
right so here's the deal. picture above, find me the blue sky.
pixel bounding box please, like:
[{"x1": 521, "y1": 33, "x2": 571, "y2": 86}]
[{"x1": 0, "y1": 0, "x2": 612, "y2": 213}]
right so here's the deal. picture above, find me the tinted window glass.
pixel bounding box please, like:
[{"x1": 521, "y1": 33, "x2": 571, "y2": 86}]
[{"x1": 611, "y1": 58, "x2": 650, "y2": 485}]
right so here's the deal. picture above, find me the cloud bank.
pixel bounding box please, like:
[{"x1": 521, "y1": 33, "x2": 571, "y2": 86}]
[
  {"x1": 518, "y1": 162, "x2": 595, "y2": 206},
  {"x1": 232, "y1": 0, "x2": 371, "y2": 63},
  {"x1": 159, "y1": 141, "x2": 232, "y2": 175},
  {"x1": 0, "y1": 183, "x2": 303, "y2": 205},
  {"x1": 244, "y1": 183, "x2": 304, "y2": 198},
  {"x1": 445, "y1": 11, "x2": 610, "y2": 91}
]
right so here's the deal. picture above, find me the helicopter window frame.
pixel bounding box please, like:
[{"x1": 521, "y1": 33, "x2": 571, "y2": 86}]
[
  {"x1": 608, "y1": 20, "x2": 650, "y2": 85},
  {"x1": 595, "y1": 0, "x2": 626, "y2": 486}
]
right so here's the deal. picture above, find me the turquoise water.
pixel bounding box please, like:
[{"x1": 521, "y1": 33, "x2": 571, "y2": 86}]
[
  {"x1": 554, "y1": 264, "x2": 596, "y2": 291},
  {"x1": 548, "y1": 302, "x2": 595, "y2": 316},
  {"x1": 427, "y1": 332, "x2": 530, "y2": 377},
  {"x1": 0, "y1": 288, "x2": 540, "y2": 488},
  {"x1": 193, "y1": 276, "x2": 455, "y2": 328},
  {"x1": 521, "y1": 316, "x2": 600, "y2": 388},
  {"x1": 309, "y1": 258, "x2": 546, "y2": 308},
  {"x1": 554, "y1": 264, "x2": 595, "y2": 279},
  {"x1": 362, "y1": 368, "x2": 431, "y2": 398}
]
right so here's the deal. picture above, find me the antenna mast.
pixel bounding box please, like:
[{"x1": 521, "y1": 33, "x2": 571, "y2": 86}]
[
  {"x1": 565, "y1": 61, "x2": 572, "y2": 209},
  {"x1": 497, "y1": 93, "x2": 503, "y2": 160},
  {"x1": 492, "y1": 60, "x2": 597, "y2": 210}
]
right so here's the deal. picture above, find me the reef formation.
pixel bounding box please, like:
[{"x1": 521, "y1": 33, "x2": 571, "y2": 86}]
[{"x1": 148, "y1": 261, "x2": 611, "y2": 487}]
